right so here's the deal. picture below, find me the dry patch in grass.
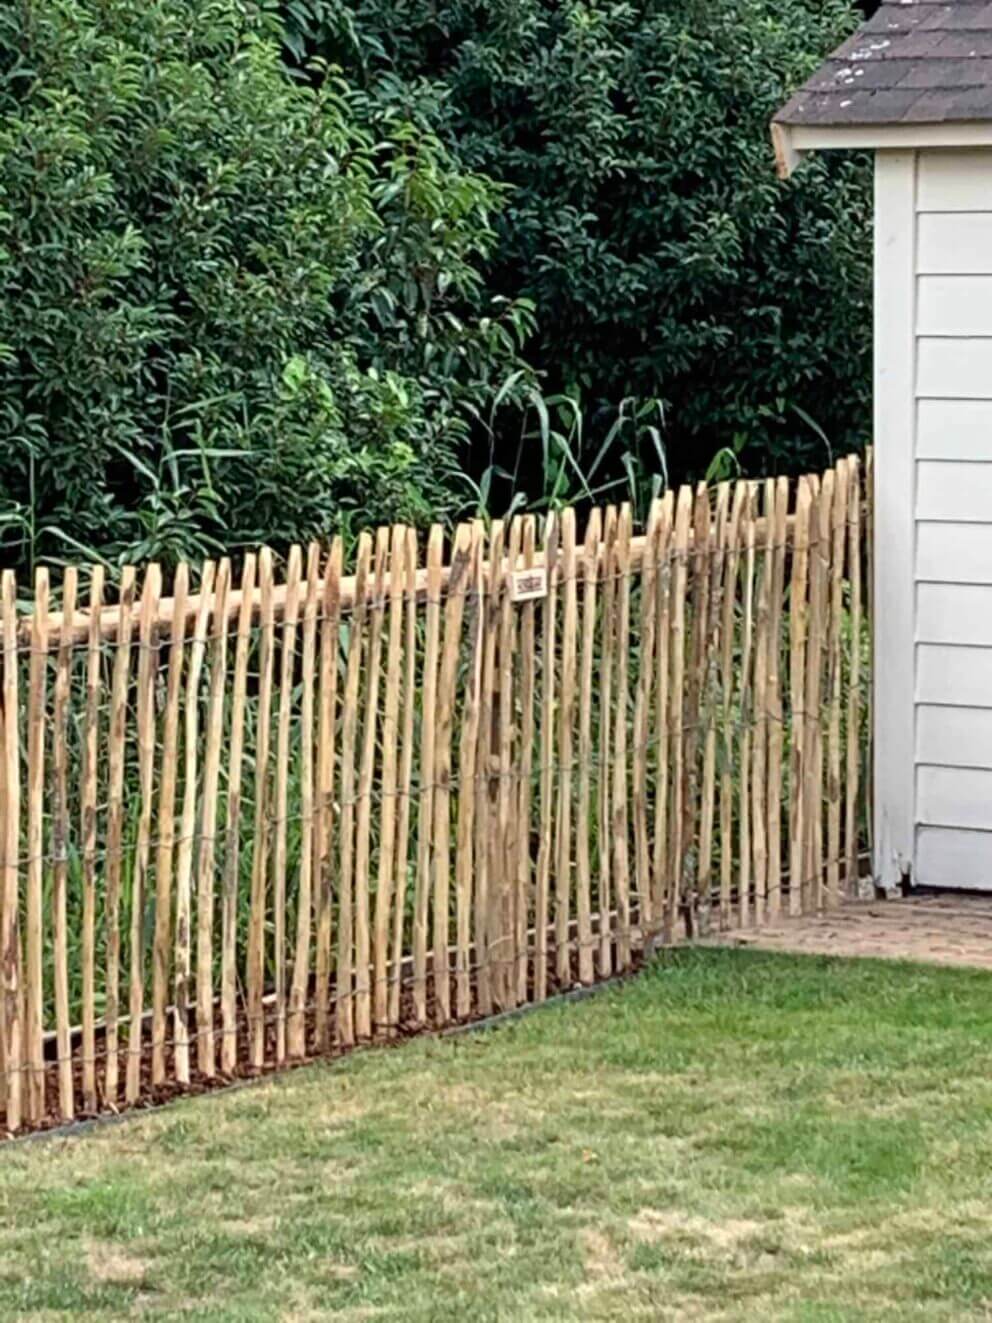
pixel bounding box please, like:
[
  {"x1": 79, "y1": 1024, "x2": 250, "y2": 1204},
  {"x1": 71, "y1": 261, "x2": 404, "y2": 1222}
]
[
  {"x1": 581, "y1": 1227, "x2": 626, "y2": 1281},
  {"x1": 628, "y1": 1207, "x2": 768, "y2": 1251},
  {"x1": 86, "y1": 1242, "x2": 151, "y2": 1286},
  {"x1": 215, "y1": 1214, "x2": 279, "y2": 1237}
]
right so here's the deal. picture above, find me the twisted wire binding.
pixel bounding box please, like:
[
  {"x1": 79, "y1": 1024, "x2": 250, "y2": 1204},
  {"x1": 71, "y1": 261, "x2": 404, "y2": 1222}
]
[
  {"x1": 0, "y1": 855, "x2": 864, "y2": 1086},
  {"x1": 0, "y1": 701, "x2": 868, "y2": 874}
]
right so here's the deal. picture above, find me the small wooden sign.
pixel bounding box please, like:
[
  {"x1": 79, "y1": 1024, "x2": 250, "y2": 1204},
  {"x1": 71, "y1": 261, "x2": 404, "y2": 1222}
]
[{"x1": 509, "y1": 567, "x2": 548, "y2": 603}]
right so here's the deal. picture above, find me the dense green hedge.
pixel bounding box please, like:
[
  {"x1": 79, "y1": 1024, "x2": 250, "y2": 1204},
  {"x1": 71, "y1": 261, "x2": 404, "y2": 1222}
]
[
  {"x1": 0, "y1": 1, "x2": 874, "y2": 570},
  {"x1": 290, "y1": 0, "x2": 873, "y2": 487},
  {"x1": 0, "y1": 0, "x2": 533, "y2": 569}
]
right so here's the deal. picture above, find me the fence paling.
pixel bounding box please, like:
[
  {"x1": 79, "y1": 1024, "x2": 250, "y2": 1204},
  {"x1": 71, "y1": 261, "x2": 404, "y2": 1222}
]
[
  {"x1": 536, "y1": 514, "x2": 558, "y2": 999},
  {"x1": 389, "y1": 529, "x2": 417, "y2": 1033},
  {"x1": 612, "y1": 506, "x2": 633, "y2": 967},
  {"x1": 287, "y1": 545, "x2": 318, "y2": 1061},
  {"x1": 653, "y1": 494, "x2": 674, "y2": 929},
  {"x1": 767, "y1": 478, "x2": 789, "y2": 920},
  {"x1": 474, "y1": 522, "x2": 496, "y2": 1016},
  {"x1": 174, "y1": 562, "x2": 214, "y2": 1087},
  {"x1": 454, "y1": 525, "x2": 481, "y2": 1022},
  {"x1": 556, "y1": 510, "x2": 578, "y2": 989},
  {"x1": 152, "y1": 563, "x2": 184, "y2": 1087},
  {"x1": 222, "y1": 553, "x2": 256, "y2": 1072},
  {"x1": 515, "y1": 516, "x2": 538, "y2": 1004},
  {"x1": 197, "y1": 558, "x2": 231, "y2": 1077},
  {"x1": 249, "y1": 550, "x2": 275, "y2": 1067},
  {"x1": 788, "y1": 483, "x2": 810, "y2": 919},
  {"x1": 739, "y1": 493, "x2": 756, "y2": 930},
  {"x1": 576, "y1": 510, "x2": 600, "y2": 985},
  {"x1": 372, "y1": 528, "x2": 404, "y2": 1037},
  {"x1": 127, "y1": 564, "x2": 162, "y2": 1102},
  {"x1": 0, "y1": 455, "x2": 872, "y2": 1134},
  {"x1": 337, "y1": 533, "x2": 369, "y2": 1046},
  {"x1": 697, "y1": 483, "x2": 728, "y2": 936},
  {"x1": 52, "y1": 567, "x2": 77, "y2": 1119},
  {"x1": 273, "y1": 546, "x2": 302, "y2": 1063},
  {"x1": 498, "y1": 518, "x2": 521, "y2": 1011},
  {"x1": 597, "y1": 508, "x2": 616, "y2": 972},
  {"x1": 668, "y1": 489, "x2": 692, "y2": 938},
  {"x1": 827, "y1": 465, "x2": 849, "y2": 910},
  {"x1": 356, "y1": 529, "x2": 389, "y2": 1042},
  {"x1": 433, "y1": 525, "x2": 469, "y2": 1025},
  {"x1": 752, "y1": 486, "x2": 770, "y2": 929},
  {"x1": 1, "y1": 570, "x2": 20, "y2": 1132},
  {"x1": 488, "y1": 525, "x2": 513, "y2": 999},
  {"x1": 633, "y1": 501, "x2": 658, "y2": 933},
  {"x1": 26, "y1": 568, "x2": 49, "y2": 1123}
]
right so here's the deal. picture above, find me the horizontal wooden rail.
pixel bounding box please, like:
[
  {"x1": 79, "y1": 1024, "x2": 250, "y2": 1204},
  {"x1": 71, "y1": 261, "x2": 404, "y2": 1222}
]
[{"x1": 24, "y1": 512, "x2": 798, "y2": 647}]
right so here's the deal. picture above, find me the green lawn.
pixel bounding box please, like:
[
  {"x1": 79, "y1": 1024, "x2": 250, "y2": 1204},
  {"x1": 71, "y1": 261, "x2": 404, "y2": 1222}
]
[{"x1": 3, "y1": 949, "x2": 992, "y2": 1321}]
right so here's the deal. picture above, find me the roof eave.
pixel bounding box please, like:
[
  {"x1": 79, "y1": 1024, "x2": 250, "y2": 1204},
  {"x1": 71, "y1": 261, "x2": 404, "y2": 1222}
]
[{"x1": 772, "y1": 119, "x2": 992, "y2": 179}]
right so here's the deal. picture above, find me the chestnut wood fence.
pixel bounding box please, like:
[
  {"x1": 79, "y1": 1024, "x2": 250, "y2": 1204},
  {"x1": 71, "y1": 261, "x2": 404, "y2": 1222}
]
[{"x1": 0, "y1": 453, "x2": 870, "y2": 1134}]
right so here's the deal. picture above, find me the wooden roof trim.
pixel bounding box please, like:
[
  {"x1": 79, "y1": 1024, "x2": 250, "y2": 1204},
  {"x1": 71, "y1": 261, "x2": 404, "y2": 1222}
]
[{"x1": 773, "y1": 119, "x2": 992, "y2": 178}]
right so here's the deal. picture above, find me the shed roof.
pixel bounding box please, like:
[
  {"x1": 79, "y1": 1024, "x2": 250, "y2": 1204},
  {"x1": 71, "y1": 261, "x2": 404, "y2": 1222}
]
[{"x1": 775, "y1": 2, "x2": 992, "y2": 130}]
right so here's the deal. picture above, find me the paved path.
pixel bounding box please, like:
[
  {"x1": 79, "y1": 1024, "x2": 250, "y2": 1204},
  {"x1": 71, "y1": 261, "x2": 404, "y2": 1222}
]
[{"x1": 701, "y1": 893, "x2": 992, "y2": 971}]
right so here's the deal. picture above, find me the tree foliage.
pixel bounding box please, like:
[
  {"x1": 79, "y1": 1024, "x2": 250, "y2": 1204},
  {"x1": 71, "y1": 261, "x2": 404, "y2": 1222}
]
[
  {"x1": 0, "y1": 0, "x2": 533, "y2": 569},
  {"x1": 0, "y1": 0, "x2": 876, "y2": 571},
  {"x1": 289, "y1": 0, "x2": 873, "y2": 481}
]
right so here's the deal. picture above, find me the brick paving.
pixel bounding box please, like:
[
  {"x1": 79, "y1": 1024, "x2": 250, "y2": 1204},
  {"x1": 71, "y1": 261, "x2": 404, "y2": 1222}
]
[{"x1": 701, "y1": 893, "x2": 992, "y2": 971}]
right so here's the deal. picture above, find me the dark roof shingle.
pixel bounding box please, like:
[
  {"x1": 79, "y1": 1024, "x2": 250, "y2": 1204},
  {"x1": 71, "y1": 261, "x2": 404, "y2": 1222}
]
[{"x1": 775, "y1": 1, "x2": 992, "y2": 128}]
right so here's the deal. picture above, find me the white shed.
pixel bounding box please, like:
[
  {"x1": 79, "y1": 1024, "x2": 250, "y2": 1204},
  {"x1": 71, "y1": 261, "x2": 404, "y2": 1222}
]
[{"x1": 774, "y1": 1, "x2": 992, "y2": 894}]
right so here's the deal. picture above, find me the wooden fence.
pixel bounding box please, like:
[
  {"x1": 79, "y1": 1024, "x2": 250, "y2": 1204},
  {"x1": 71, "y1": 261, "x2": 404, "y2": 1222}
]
[{"x1": 0, "y1": 454, "x2": 870, "y2": 1134}]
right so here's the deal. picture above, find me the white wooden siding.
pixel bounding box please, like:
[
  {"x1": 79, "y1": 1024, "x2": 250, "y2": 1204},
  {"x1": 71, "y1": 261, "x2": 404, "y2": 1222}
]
[
  {"x1": 917, "y1": 521, "x2": 992, "y2": 582},
  {"x1": 918, "y1": 149, "x2": 992, "y2": 211},
  {"x1": 918, "y1": 277, "x2": 992, "y2": 337},
  {"x1": 918, "y1": 213, "x2": 992, "y2": 273},
  {"x1": 917, "y1": 341, "x2": 992, "y2": 400},
  {"x1": 917, "y1": 705, "x2": 992, "y2": 769},
  {"x1": 917, "y1": 400, "x2": 992, "y2": 460},
  {"x1": 917, "y1": 583, "x2": 992, "y2": 645},
  {"x1": 916, "y1": 461, "x2": 992, "y2": 520},
  {"x1": 917, "y1": 826, "x2": 992, "y2": 891},
  {"x1": 917, "y1": 645, "x2": 992, "y2": 708},
  {"x1": 912, "y1": 148, "x2": 992, "y2": 889},
  {"x1": 917, "y1": 765, "x2": 992, "y2": 831}
]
